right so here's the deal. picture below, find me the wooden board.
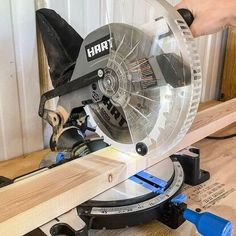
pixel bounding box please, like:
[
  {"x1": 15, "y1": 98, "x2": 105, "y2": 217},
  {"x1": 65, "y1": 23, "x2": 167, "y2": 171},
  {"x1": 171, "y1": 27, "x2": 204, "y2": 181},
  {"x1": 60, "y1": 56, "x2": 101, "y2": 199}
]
[
  {"x1": 221, "y1": 27, "x2": 236, "y2": 101},
  {"x1": 0, "y1": 149, "x2": 50, "y2": 180},
  {"x1": 173, "y1": 98, "x2": 236, "y2": 152},
  {"x1": 1, "y1": 99, "x2": 236, "y2": 235},
  {"x1": 0, "y1": 101, "x2": 220, "y2": 180}
]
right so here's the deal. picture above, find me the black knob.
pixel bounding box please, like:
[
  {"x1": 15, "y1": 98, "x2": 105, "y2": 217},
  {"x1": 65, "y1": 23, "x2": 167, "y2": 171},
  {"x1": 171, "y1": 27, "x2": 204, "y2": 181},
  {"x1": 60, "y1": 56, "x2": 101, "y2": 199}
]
[
  {"x1": 136, "y1": 142, "x2": 148, "y2": 156},
  {"x1": 177, "y1": 8, "x2": 194, "y2": 27}
]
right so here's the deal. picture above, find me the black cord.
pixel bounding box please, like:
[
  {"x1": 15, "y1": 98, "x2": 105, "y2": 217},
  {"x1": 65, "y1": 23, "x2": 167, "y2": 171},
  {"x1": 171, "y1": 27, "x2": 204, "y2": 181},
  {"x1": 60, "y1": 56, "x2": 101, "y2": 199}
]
[{"x1": 206, "y1": 133, "x2": 236, "y2": 140}]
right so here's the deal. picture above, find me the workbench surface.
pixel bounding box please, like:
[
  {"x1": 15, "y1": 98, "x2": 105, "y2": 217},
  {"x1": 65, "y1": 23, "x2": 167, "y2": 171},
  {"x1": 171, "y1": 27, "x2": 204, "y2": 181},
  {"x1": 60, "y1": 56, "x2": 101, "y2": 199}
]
[{"x1": 1, "y1": 101, "x2": 236, "y2": 236}]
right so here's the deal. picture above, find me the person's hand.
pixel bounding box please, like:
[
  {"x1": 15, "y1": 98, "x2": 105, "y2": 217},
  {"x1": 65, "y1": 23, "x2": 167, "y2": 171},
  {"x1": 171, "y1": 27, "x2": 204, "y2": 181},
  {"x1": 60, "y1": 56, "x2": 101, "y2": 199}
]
[{"x1": 175, "y1": 0, "x2": 236, "y2": 37}]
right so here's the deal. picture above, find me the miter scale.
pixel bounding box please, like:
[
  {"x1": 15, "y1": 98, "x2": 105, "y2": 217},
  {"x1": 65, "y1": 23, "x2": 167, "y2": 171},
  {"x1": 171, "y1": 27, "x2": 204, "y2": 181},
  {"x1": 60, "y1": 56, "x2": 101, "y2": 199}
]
[{"x1": 0, "y1": 0, "x2": 232, "y2": 235}]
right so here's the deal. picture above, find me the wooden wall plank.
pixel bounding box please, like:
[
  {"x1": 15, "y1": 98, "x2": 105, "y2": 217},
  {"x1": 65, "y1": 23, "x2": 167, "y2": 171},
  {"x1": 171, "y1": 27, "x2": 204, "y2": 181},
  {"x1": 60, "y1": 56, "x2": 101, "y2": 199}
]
[
  {"x1": 0, "y1": 99, "x2": 236, "y2": 235},
  {"x1": 221, "y1": 27, "x2": 236, "y2": 101}
]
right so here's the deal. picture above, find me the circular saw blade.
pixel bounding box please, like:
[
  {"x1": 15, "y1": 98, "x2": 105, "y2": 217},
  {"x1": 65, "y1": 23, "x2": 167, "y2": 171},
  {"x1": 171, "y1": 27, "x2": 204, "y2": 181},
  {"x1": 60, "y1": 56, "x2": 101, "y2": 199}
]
[{"x1": 84, "y1": 0, "x2": 202, "y2": 156}]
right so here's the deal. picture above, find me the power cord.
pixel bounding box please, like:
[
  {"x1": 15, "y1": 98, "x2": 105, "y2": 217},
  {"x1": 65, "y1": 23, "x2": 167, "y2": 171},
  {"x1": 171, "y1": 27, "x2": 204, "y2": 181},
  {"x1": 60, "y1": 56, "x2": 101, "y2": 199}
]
[{"x1": 206, "y1": 133, "x2": 236, "y2": 140}]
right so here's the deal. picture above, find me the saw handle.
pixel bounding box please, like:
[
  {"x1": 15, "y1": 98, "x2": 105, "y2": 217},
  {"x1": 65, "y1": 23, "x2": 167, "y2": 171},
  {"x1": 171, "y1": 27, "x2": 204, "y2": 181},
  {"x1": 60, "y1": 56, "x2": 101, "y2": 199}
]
[{"x1": 177, "y1": 9, "x2": 194, "y2": 27}]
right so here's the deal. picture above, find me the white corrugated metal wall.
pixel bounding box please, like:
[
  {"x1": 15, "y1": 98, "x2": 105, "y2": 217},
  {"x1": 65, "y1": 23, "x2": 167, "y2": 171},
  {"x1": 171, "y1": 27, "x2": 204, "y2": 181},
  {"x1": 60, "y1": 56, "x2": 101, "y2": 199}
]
[
  {"x1": 0, "y1": 0, "x2": 226, "y2": 160},
  {"x1": 0, "y1": 0, "x2": 43, "y2": 161}
]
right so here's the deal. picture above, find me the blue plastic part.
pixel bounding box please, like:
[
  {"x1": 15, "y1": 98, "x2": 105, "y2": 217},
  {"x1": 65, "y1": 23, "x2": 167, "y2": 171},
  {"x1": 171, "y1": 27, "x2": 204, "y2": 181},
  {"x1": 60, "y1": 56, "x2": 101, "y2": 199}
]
[
  {"x1": 184, "y1": 208, "x2": 233, "y2": 236},
  {"x1": 56, "y1": 152, "x2": 65, "y2": 164},
  {"x1": 171, "y1": 193, "x2": 188, "y2": 205},
  {"x1": 129, "y1": 171, "x2": 167, "y2": 194},
  {"x1": 129, "y1": 176, "x2": 162, "y2": 193},
  {"x1": 136, "y1": 171, "x2": 167, "y2": 188}
]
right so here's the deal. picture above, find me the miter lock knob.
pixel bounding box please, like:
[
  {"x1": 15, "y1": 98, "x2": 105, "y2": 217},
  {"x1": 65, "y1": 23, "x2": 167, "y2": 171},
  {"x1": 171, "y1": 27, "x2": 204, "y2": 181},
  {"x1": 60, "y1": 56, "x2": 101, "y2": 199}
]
[
  {"x1": 184, "y1": 209, "x2": 233, "y2": 236},
  {"x1": 136, "y1": 142, "x2": 148, "y2": 156}
]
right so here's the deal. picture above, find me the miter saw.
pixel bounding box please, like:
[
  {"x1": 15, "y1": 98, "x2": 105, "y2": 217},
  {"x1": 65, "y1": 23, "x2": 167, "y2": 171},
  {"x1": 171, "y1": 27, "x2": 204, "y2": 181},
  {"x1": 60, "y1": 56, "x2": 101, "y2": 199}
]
[{"x1": 14, "y1": 0, "x2": 233, "y2": 235}]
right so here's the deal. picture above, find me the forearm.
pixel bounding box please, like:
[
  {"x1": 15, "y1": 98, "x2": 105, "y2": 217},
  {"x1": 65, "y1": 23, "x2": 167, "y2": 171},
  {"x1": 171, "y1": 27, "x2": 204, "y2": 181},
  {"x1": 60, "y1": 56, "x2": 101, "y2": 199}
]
[{"x1": 176, "y1": 0, "x2": 236, "y2": 37}]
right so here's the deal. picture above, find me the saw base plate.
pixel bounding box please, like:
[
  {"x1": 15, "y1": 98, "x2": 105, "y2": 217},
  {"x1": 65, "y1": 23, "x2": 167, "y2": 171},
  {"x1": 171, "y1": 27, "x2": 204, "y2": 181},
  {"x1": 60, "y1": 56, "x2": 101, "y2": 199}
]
[{"x1": 77, "y1": 157, "x2": 185, "y2": 230}]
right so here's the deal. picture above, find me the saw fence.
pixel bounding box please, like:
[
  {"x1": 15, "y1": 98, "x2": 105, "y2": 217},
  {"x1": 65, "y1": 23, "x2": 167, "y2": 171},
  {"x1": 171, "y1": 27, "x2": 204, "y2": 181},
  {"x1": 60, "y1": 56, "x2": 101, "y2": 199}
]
[{"x1": 1, "y1": 99, "x2": 236, "y2": 235}]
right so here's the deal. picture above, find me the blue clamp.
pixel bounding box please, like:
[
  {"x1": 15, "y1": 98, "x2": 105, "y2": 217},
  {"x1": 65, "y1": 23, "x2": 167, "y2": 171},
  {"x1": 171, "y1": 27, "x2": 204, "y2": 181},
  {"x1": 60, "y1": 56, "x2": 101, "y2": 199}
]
[
  {"x1": 171, "y1": 193, "x2": 188, "y2": 205},
  {"x1": 184, "y1": 208, "x2": 233, "y2": 236},
  {"x1": 56, "y1": 152, "x2": 65, "y2": 164}
]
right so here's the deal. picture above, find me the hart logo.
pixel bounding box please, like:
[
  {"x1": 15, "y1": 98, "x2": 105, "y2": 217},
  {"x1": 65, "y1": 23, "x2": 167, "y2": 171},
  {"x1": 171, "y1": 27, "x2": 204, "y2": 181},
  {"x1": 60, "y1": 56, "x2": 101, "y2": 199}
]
[{"x1": 85, "y1": 35, "x2": 113, "y2": 62}]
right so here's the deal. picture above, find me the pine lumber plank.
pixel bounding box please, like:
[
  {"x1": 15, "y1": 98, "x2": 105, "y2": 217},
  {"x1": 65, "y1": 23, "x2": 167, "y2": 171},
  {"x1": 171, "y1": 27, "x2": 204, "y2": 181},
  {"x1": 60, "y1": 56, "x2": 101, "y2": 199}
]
[
  {"x1": 0, "y1": 149, "x2": 50, "y2": 179},
  {"x1": 0, "y1": 101, "x2": 220, "y2": 180},
  {"x1": 1, "y1": 99, "x2": 236, "y2": 236},
  {"x1": 173, "y1": 98, "x2": 236, "y2": 152}
]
